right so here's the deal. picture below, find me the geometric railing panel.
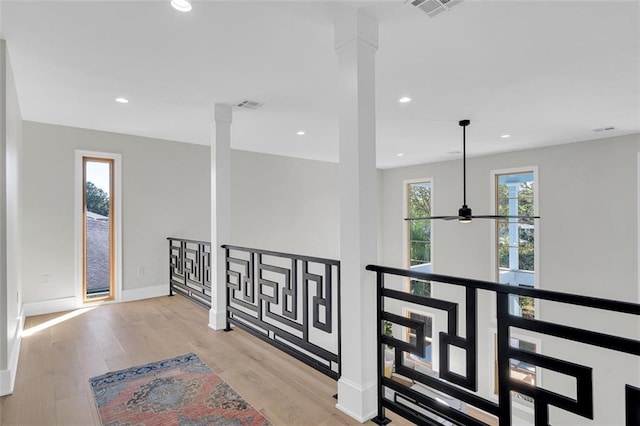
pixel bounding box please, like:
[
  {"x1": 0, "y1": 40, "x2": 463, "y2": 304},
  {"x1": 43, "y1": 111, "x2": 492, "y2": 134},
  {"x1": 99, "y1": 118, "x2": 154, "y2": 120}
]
[
  {"x1": 366, "y1": 264, "x2": 640, "y2": 426},
  {"x1": 168, "y1": 237, "x2": 211, "y2": 308},
  {"x1": 223, "y1": 244, "x2": 341, "y2": 380}
]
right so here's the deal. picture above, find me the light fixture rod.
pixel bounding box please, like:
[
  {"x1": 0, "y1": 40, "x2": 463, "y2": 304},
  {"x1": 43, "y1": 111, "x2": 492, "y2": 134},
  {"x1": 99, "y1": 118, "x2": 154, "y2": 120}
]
[{"x1": 459, "y1": 119, "x2": 470, "y2": 207}]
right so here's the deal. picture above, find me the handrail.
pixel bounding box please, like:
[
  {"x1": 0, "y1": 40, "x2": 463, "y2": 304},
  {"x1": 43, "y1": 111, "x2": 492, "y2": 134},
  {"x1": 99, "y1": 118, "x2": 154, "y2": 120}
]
[
  {"x1": 167, "y1": 236, "x2": 211, "y2": 245},
  {"x1": 222, "y1": 244, "x2": 340, "y2": 266},
  {"x1": 366, "y1": 264, "x2": 640, "y2": 315}
]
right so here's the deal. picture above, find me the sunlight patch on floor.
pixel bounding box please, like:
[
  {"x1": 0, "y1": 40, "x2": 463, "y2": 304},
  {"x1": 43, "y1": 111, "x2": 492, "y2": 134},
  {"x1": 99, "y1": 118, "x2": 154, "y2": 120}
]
[{"x1": 22, "y1": 307, "x2": 97, "y2": 337}]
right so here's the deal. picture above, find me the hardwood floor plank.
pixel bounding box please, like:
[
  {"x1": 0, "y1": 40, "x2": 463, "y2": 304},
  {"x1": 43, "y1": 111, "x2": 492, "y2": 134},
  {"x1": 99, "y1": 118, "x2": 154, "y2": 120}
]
[
  {"x1": 1, "y1": 295, "x2": 412, "y2": 426},
  {"x1": 56, "y1": 393, "x2": 99, "y2": 426}
]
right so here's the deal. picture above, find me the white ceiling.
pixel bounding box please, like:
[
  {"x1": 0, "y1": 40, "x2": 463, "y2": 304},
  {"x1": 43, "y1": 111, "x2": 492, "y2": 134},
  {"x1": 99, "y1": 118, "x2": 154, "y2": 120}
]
[{"x1": 2, "y1": 0, "x2": 639, "y2": 168}]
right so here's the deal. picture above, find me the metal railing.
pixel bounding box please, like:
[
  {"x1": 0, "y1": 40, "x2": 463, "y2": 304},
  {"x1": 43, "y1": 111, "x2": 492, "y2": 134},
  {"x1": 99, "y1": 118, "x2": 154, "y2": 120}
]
[
  {"x1": 366, "y1": 264, "x2": 640, "y2": 426},
  {"x1": 168, "y1": 237, "x2": 212, "y2": 308},
  {"x1": 223, "y1": 244, "x2": 341, "y2": 379}
]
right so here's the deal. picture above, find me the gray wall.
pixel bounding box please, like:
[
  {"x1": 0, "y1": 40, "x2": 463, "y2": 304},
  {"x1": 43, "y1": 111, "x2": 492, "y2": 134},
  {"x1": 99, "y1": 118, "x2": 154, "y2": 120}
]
[
  {"x1": 21, "y1": 122, "x2": 210, "y2": 304},
  {"x1": 0, "y1": 39, "x2": 23, "y2": 395},
  {"x1": 381, "y1": 133, "x2": 640, "y2": 424},
  {"x1": 230, "y1": 149, "x2": 340, "y2": 260}
]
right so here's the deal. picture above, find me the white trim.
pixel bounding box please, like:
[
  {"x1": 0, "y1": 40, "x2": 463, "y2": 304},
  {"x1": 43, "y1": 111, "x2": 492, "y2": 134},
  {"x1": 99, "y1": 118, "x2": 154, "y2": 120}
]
[
  {"x1": 121, "y1": 285, "x2": 167, "y2": 302},
  {"x1": 402, "y1": 177, "x2": 434, "y2": 275},
  {"x1": 335, "y1": 377, "x2": 378, "y2": 423},
  {"x1": 74, "y1": 150, "x2": 122, "y2": 306},
  {"x1": 22, "y1": 285, "x2": 165, "y2": 317},
  {"x1": 637, "y1": 153, "x2": 640, "y2": 305},
  {"x1": 23, "y1": 296, "x2": 77, "y2": 317},
  {"x1": 3, "y1": 304, "x2": 20, "y2": 392},
  {"x1": 489, "y1": 166, "x2": 540, "y2": 319},
  {"x1": 0, "y1": 306, "x2": 23, "y2": 396}
]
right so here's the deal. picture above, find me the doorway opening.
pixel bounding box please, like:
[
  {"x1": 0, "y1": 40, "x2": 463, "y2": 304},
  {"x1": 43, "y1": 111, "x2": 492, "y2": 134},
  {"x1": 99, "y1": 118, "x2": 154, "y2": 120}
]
[{"x1": 83, "y1": 157, "x2": 115, "y2": 301}]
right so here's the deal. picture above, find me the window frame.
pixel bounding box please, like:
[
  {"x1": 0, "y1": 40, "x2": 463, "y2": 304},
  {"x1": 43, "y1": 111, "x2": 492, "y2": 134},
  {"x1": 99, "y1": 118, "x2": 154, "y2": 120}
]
[
  {"x1": 489, "y1": 166, "x2": 540, "y2": 320},
  {"x1": 403, "y1": 178, "x2": 434, "y2": 296},
  {"x1": 75, "y1": 150, "x2": 123, "y2": 306}
]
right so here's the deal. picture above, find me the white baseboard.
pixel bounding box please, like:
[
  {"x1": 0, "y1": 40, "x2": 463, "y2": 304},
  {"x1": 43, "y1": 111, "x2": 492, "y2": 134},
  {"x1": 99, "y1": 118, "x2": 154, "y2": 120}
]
[
  {"x1": 23, "y1": 296, "x2": 77, "y2": 317},
  {"x1": 121, "y1": 284, "x2": 168, "y2": 302},
  {"x1": 23, "y1": 285, "x2": 168, "y2": 317},
  {"x1": 0, "y1": 308, "x2": 24, "y2": 396}
]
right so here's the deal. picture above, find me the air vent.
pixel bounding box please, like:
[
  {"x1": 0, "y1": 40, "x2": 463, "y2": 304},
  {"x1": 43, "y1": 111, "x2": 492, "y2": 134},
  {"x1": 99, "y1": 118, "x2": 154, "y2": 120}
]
[
  {"x1": 593, "y1": 126, "x2": 615, "y2": 132},
  {"x1": 235, "y1": 100, "x2": 263, "y2": 110},
  {"x1": 406, "y1": 0, "x2": 463, "y2": 17}
]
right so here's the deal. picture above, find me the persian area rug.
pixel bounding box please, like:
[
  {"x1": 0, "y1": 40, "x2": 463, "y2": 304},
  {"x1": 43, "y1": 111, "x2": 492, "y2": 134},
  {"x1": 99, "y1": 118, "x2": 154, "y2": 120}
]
[{"x1": 89, "y1": 353, "x2": 269, "y2": 426}]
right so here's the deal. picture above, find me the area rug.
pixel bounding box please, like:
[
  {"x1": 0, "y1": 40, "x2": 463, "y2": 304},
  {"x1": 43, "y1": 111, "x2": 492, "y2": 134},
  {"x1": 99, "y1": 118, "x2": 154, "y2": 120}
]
[{"x1": 89, "y1": 353, "x2": 270, "y2": 426}]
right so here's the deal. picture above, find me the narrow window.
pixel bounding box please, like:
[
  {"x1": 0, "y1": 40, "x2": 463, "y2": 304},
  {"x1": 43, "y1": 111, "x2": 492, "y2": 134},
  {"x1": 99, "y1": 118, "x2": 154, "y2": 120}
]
[
  {"x1": 83, "y1": 157, "x2": 115, "y2": 301},
  {"x1": 406, "y1": 180, "x2": 432, "y2": 296},
  {"x1": 495, "y1": 171, "x2": 536, "y2": 318},
  {"x1": 493, "y1": 169, "x2": 538, "y2": 403}
]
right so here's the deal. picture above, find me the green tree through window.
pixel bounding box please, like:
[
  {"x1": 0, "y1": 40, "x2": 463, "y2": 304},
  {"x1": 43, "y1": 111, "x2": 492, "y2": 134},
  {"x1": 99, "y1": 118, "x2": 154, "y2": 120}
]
[
  {"x1": 86, "y1": 181, "x2": 110, "y2": 217},
  {"x1": 407, "y1": 182, "x2": 431, "y2": 297}
]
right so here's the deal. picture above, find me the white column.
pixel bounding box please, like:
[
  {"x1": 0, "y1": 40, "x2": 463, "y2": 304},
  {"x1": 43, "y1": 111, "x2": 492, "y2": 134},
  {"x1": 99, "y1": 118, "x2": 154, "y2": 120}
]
[
  {"x1": 335, "y1": 9, "x2": 379, "y2": 423},
  {"x1": 209, "y1": 104, "x2": 232, "y2": 330}
]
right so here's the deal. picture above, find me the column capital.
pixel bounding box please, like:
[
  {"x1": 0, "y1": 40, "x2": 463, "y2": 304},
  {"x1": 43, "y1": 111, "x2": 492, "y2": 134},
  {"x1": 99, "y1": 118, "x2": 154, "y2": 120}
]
[
  {"x1": 213, "y1": 103, "x2": 232, "y2": 123},
  {"x1": 334, "y1": 8, "x2": 378, "y2": 53}
]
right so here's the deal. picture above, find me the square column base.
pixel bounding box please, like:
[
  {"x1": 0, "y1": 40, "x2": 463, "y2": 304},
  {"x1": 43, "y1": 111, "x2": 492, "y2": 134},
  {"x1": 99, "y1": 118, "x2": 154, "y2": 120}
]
[
  {"x1": 336, "y1": 377, "x2": 378, "y2": 423},
  {"x1": 208, "y1": 308, "x2": 228, "y2": 331}
]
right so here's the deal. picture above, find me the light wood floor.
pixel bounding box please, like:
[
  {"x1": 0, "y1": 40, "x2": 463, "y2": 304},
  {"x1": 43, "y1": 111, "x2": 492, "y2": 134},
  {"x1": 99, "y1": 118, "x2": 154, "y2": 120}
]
[{"x1": 0, "y1": 295, "x2": 410, "y2": 426}]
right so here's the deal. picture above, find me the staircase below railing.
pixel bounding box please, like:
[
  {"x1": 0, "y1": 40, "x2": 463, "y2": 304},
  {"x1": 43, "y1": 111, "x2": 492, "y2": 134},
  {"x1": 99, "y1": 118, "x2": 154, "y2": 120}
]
[
  {"x1": 168, "y1": 237, "x2": 212, "y2": 308},
  {"x1": 366, "y1": 264, "x2": 640, "y2": 426}
]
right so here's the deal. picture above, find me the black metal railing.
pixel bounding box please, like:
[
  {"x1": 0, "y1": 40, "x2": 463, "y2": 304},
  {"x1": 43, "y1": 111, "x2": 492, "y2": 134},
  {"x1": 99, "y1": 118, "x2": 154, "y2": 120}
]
[
  {"x1": 366, "y1": 264, "x2": 640, "y2": 426},
  {"x1": 222, "y1": 244, "x2": 341, "y2": 380},
  {"x1": 168, "y1": 237, "x2": 211, "y2": 308}
]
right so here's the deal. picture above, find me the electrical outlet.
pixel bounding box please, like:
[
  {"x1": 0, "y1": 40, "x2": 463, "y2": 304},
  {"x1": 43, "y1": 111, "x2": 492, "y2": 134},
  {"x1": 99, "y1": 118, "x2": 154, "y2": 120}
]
[
  {"x1": 137, "y1": 266, "x2": 145, "y2": 276},
  {"x1": 41, "y1": 274, "x2": 50, "y2": 284}
]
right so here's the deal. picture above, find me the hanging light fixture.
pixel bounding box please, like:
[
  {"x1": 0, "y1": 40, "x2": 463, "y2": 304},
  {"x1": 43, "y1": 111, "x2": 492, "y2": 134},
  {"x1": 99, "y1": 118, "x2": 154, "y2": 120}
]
[
  {"x1": 405, "y1": 119, "x2": 540, "y2": 223},
  {"x1": 171, "y1": 0, "x2": 192, "y2": 12}
]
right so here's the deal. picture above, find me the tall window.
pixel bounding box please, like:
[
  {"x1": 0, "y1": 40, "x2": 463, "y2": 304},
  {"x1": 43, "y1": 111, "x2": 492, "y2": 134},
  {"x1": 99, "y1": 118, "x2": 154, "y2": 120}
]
[
  {"x1": 83, "y1": 157, "x2": 115, "y2": 301},
  {"x1": 406, "y1": 181, "x2": 431, "y2": 297},
  {"x1": 495, "y1": 171, "x2": 536, "y2": 318},
  {"x1": 494, "y1": 170, "x2": 538, "y2": 400}
]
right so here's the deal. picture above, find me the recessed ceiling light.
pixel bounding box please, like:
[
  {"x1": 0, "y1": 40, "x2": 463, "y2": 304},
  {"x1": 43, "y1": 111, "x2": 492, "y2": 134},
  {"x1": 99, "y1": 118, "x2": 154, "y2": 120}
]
[
  {"x1": 171, "y1": 0, "x2": 192, "y2": 12},
  {"x1": 398, "y1": 97, "x2": 412, "y2": 104},
  {"x1": 296, "y1": 131, "x2": 305, "y2": 136},
  {"x1": 396, "y1": 153, "x2": 404, "y2": 157},
  {"x1": 115, "y1": 97, "x2": 129, "y2": 104},
  {"x1": 501, "y1": 134, "x2": 511, "y2": 138}
]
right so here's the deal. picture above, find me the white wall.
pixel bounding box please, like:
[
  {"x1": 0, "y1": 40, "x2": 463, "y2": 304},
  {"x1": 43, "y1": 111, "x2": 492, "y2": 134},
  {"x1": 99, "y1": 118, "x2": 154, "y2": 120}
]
[
  {"x1": 0, "y1": 39, "x2": 23, "y2": 396},
  {"x1": 21, "y1": 122, "x2": 210, "y2": 307},
  {"x1": 381, "y1": 133, "x2": 640, "y2": 425},
  {"x1": 230, "y1": 149, "x2": 340, "y2": 260}
]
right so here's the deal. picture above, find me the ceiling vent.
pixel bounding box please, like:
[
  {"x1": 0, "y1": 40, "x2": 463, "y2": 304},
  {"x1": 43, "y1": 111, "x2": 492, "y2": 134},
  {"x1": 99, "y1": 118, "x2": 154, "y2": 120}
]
[
  {"x1": 235, "y1": 100, "x2": 263, "y2": 110},
  {"x1": 593, "y1": 126, "x2": 615, "y2": 133},
  {"x1": 406, "y1": 0, "x2": 464, "y2": 17}
]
